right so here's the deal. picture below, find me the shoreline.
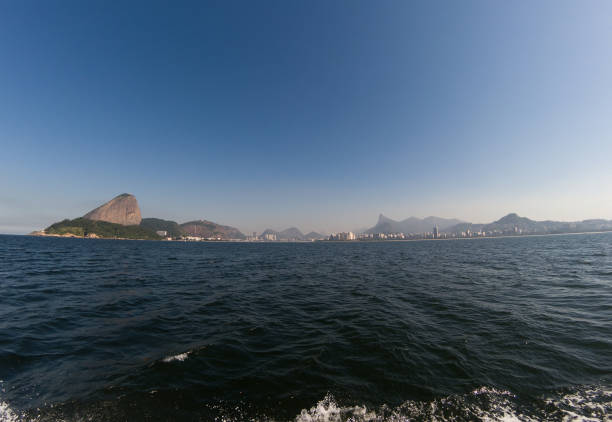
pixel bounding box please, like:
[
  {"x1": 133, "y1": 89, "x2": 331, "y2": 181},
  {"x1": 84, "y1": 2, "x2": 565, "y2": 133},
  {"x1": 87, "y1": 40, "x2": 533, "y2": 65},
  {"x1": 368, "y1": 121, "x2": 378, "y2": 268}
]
[
  {"x1": 321, "y1": 230, "x2": 612, "y2": 243},
  {"x1": 10, "y1": 229, "x2": 612, "y2": 243}
]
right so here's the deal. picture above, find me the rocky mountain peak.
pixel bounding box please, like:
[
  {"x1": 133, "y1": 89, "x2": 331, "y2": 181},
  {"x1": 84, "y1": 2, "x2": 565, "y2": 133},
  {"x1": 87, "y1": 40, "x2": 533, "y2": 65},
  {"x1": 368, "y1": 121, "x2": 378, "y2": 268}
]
[{"x1": 83, "y1": 193, "x2": 142, "y2": 226}]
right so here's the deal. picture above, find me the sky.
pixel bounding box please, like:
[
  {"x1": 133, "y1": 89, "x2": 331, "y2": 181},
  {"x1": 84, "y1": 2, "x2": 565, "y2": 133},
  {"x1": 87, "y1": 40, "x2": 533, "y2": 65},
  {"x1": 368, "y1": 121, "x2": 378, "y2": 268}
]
[{"x1": 1, "y1": 1, "x2": 612, "y2": 235}]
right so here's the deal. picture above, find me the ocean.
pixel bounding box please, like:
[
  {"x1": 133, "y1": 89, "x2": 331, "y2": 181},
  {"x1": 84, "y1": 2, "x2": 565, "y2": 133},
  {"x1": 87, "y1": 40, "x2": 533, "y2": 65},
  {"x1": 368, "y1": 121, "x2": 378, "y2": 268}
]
[{"x1": 0, "y1": 233, "x2": 610, "y2": 421}]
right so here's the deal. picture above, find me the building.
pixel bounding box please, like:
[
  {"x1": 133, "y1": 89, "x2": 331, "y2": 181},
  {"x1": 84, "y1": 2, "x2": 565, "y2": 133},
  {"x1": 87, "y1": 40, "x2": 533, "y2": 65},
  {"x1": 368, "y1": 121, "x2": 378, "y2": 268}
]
[
  {"x1": 264, "y1": 233, "x2": 277, "y2": 241},
  {"x1": 433, "y1": 225, "x2": 439, "y2": 239},
  {"x1": 329, "y1": 232, "x2": 356, "y2": 241},
  {"x1": 156, "y1": 230, "x2": 168, "y2": 237}
]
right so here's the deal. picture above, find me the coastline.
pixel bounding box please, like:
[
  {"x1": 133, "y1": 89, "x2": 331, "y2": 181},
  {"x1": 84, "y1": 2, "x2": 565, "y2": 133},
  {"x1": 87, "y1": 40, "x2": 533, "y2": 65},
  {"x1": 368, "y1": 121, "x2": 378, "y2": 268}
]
[
  {"x1": 19, "y1": 229, "x2": 612, "y2": 243},
  {"x1": 322, "y1": 230, "x2": 612, "y2": 243}
]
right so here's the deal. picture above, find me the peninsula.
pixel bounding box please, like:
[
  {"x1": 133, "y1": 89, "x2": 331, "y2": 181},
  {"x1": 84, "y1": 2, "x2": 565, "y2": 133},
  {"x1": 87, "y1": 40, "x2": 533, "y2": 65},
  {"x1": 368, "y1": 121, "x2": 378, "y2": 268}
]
[{"x1": 32, "y1": 193, "x2": 246, "y2": 241}]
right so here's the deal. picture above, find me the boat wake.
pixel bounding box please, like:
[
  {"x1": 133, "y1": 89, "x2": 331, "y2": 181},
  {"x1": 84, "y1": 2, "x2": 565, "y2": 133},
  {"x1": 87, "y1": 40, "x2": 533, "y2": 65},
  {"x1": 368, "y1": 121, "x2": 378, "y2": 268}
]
[
  {"x1": 295, "y1": 389, "x2": 530, "y2": 422},
  {"x1": 295, "y1": 387, "x2": 611, "y2": 422},
  {"x1": 1, "y1": 386, "x2": 610, "y2": 421},
  {"x1": 0, "y1": 402, "x2": 17, "y2": 422}
]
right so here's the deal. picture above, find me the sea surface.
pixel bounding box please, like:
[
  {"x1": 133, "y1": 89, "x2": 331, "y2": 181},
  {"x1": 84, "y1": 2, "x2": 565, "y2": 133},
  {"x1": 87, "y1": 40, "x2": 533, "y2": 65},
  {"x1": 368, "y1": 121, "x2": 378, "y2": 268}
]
[{"x1": 1, "y1": 233, "x2": 611, "y2": 421}]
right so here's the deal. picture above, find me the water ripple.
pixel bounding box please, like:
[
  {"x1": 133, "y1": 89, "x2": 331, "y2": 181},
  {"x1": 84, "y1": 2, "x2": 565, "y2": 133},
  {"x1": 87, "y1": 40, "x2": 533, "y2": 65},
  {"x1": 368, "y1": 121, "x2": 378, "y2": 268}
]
[{"x1": 0, "y1": 233, "x2": 611, "y2": 421}]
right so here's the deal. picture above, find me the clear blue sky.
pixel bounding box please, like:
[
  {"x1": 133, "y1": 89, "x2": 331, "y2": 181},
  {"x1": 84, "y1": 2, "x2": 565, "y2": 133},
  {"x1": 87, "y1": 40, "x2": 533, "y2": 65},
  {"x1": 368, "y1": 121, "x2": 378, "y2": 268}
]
[{"x1": 1, "y1": 1, "x2": 611, "y2": 234}]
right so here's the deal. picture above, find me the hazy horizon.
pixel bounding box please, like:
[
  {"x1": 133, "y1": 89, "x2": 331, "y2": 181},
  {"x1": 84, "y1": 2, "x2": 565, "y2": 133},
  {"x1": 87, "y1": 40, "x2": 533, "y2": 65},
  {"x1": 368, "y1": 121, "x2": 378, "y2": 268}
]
[{"x1": 2, "y1": 1, "x2": 612, "y2": 235}]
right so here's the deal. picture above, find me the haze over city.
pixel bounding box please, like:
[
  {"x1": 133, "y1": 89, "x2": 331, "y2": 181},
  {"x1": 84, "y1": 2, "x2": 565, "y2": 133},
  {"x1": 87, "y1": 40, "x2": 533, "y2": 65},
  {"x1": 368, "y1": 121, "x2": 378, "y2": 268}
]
[{"x1": 1, "y1": 1, "x2": 611, "y2": 235}]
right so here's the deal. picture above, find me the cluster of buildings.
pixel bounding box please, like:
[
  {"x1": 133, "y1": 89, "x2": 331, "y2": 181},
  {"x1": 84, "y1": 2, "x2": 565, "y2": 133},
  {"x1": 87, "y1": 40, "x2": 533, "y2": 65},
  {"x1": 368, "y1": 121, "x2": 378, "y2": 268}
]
[
  {"x1": 182, "y1": 235, "x2": 226, "y2": 241},
  {"x1": 328, "y1": 232, "x2": 411, "y2": 241},
  {"x1": 161, "y1": 225, "x2": 530, "y2": 243},
  {"x1": 244, "y1": 232, "x2": 279, "y2": 241},
  {"x1": 328, "y1": 232, "x2": 356, "y2": 241},
  {"x1": 328, "y1": 227, "x2": 442, "y2": 241},
  {"x1": 326, "y1": 225, "x2": 527, "y2": 241},
  {"x1": 245, "y1": 233, "x2": 283, "y2": 241},
  {"x1": 155, "y1": 230, "x2": 225, "y2": 241}
]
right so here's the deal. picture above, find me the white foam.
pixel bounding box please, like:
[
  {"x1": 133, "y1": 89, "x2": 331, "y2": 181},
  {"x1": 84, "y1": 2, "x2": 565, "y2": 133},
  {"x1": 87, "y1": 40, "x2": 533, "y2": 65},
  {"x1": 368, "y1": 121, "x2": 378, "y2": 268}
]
[
  {"x1": 545, "y1": 387, "x2": 612, "y2": 422},
  {"x1": 471, "y1": 386, "x2": 514, "y2": 397},
  {"x1": 291, "y1": 388, "x2": 541, "y2": 422},
  {"x1": 0, "y1": 402, "x2": 18, "y2": 422},
  {"x1": 2, "y1": 385, "x2": 610, "y2": 422},
  {"x1": 295, "y1": 394, "x2": 376, "y2": 422},
  {"x1": 162, "y1": 351, "x2": 191, "y2": 362}
]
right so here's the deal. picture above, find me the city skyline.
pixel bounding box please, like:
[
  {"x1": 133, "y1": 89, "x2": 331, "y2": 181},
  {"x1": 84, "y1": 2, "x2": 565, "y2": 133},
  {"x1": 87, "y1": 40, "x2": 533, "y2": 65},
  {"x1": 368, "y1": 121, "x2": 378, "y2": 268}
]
[{"x1": 2, "y1": 1, "x2": 612, "y2": 234}]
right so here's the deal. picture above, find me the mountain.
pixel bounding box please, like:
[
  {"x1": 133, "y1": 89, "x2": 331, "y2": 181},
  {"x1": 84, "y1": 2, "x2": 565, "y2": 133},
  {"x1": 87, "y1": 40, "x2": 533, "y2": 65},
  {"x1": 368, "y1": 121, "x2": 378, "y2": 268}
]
[
  {"x1": 180, "y1": 220, "x2": 245, "y2": 240},
  {"x1": 486, "y1": 213, "x2": 612, "y2": 233},
  {"x1": 83, "y1": 193, "x2": 142, "y2": 226},
  {"x1": 366, "y1": 214, "x2": 464, "y2": 234},
  {"x1": 304, "y1": 231, "x2": 325, "y2": 240},
  {"x1": 443, "y1": 213, "x2": 612, "y2": 235},
  {"x1": 485, "y1": 213, "x2": 539, "y2": 232},
  {"x1": 278, "y1": 227, "x2": 305, "y2": 240},
  {"x1": 441, "y1": 222, "x2": 484, "y2": 234},
  {"x1": 258, "y1": 227, "x2": 326, "y2": 240},
  {"x1": 140, "y1": 218, "x2": 183, "y2": 238}
]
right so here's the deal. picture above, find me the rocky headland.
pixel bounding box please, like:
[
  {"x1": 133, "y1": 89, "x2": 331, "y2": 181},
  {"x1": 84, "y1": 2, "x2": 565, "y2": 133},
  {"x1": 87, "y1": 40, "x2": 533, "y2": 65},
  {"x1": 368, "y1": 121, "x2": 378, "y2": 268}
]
[
  {"x1": 83, "y1": 193, "x2": 142, "y2": 225},
  {"x1": 34, "y1": 193, "x2": 245, "y2": 240}
]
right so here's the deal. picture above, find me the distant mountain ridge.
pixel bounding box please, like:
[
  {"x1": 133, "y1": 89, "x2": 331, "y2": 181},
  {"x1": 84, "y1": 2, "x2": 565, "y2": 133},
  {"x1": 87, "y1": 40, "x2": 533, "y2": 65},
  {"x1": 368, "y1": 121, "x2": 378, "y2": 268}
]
[
  {"x1": 365, "y1": 214, "x2": 464, "y2": 234},
  {"x1": 260, "y1": 227, "x2": 305, "y2": 240},
  {"x1": 279, "y1": 227, "x2": 305, "y2": 240},
  {"x1": 181, "y1": 220, "x2": 245, "y2": 240},
  {"x1": 259, "y1": 227, "x2": 325, "y2": 240},
  {"x1": 366, "y1": 212, "x2": 612, "y2": 235},
  {"x1": 304, "y1": 231, "x2": 325, "y2": 240},
  {"x1": 443, "y1": 213, "x2": 612, "y2": 234}
]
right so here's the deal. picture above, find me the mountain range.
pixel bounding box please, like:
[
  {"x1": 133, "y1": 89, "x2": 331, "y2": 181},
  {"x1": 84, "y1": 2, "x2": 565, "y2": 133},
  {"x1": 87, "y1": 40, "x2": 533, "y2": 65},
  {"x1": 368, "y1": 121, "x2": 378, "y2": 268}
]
[
  {"x1": 365, "y1": 214, "x2": 464, "y2": 234},
  {"x1": 365, "y1": 212, "x2": 612, "y2": 235},
  {"x1": 260, "y1": 227, "x2": 325, "y2": 241},
  {"x1": 442, "y1": 213, "x2": 612, "y2": 235}
]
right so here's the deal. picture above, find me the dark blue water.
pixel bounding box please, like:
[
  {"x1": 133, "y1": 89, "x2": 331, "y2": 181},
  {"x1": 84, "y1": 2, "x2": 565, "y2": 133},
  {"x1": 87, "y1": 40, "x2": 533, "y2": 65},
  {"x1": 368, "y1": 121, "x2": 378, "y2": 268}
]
[{"x1": 1, "y1": 234, "x2": 611, "y2": 421}]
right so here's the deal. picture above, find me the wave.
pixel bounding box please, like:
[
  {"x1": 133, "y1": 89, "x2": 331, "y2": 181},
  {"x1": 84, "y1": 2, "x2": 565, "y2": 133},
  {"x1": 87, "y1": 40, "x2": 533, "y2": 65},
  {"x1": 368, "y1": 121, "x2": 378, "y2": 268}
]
[
  {"x1": 294, "y1": 387, "x2": 612, "y2": 422},
  {"x1": 1, "y1": 386, "x2": 610, "y2": 421},
  {"x1": 546, "y1": 387, "x2": 612, "y2": 422},
  {"x1": 0, "y1": 402, "x2": 18, "y2": 422},
  {"x1": 161, "y1": 351, "x2": 191, "y2": 363},
  {"x1": 295, "y1": 389, "x2": 531, "y2": 422}
]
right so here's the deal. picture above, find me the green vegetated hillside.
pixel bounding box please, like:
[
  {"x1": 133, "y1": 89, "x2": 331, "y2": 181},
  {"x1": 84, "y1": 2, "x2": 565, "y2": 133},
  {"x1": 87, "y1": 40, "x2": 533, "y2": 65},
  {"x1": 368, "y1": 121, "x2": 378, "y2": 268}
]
[
  {"x1": 139, "y1": 218, "x2": 184, "y2": 237},
  {"x1": 46, "y1": 218, "x2": 161, "y2": 240},
  {"x1": 180, "y1": 220, "x2": 245, "y2": 239}
]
